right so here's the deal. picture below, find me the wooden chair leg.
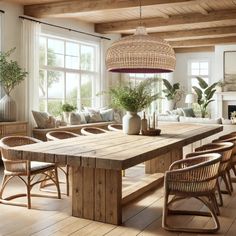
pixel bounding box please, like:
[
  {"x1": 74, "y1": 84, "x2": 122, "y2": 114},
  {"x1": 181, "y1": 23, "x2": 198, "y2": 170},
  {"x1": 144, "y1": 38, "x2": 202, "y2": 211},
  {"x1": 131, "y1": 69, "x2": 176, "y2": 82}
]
[
  {"x1": 0, "y1": 174, "x2": 9, "y2": 199},
  {"x1": 216, "y1": 179, "x2": 223, "y2": 206},
  {"x1": 27, "y1": 175, "x2": 31, "y2": 209},
  {"x1": 66, "y1": 165, "x2": 69, "y2": 196},
  {"x1": 232, "y1": 164, "x2": 236, "y2": 177},
  {"x1": 221, "y1": 173, "x2": 232, "y2": 195},
  {"x1": 226, "y1": 169, "x2": 233, "y2": 192},
  {"x1": 54, "y1": 168, "x2": 61, "y2": 199}
]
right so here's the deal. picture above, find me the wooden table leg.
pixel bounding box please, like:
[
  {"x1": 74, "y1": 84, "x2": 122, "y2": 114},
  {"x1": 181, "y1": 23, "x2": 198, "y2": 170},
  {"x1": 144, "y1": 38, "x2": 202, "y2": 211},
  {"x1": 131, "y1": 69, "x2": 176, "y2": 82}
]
[
  {"x1": 145, "y1": 148, "x2": 183, "y2": 174},
  {"x1": 71, "y1": 166, "x2": 122, "y2": 225}
]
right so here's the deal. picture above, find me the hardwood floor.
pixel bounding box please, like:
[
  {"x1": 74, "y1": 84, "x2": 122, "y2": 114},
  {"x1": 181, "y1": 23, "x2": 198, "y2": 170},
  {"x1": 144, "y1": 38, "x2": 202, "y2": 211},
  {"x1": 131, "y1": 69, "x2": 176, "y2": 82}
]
[{"x1": 0, "y1": 165, "x2": 236, "y2": 236}]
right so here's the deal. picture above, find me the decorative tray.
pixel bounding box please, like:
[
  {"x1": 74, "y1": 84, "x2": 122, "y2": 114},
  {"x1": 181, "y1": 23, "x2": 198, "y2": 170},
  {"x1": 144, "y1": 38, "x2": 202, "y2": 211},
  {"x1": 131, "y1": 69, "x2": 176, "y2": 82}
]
[{"x1": 141, "y1": 128, "x2": 161, "y2": 136}]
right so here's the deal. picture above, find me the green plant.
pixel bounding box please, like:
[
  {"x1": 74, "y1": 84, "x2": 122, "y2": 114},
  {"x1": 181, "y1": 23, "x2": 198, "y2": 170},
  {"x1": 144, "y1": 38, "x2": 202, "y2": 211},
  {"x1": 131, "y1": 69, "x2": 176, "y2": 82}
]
[
  {"x1": 109, "y1": 78, "x2": 161, "y2": 112},
  {"x1": 231, "y1": 111, "x2": 236, "y2": 118},
  {"x1": 0, "y1": 48, "x2": 28, "y2": 95},
  {"x1": 192, "y1": 76, "x2": 218, "y2": 118},
  {"x1": 162, "y1": 79, "x2": 180, "y2": 101},
  {"x1": 61, "y1": 103, "x2": 77, "y2": 112}
]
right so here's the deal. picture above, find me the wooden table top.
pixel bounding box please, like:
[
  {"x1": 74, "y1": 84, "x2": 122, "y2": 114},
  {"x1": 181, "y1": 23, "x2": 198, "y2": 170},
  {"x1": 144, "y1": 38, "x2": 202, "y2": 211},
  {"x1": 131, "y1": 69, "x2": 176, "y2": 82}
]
[{"x1": 8, "y1": 123, "x2": 223, "y2": 170}]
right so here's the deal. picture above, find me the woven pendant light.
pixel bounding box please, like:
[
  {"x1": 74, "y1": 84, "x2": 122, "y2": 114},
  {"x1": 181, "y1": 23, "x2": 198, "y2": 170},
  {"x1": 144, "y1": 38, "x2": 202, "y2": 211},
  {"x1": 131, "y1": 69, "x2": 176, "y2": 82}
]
[{"x1": 105, "y1": 1, "x2": 176, "y2": 73}]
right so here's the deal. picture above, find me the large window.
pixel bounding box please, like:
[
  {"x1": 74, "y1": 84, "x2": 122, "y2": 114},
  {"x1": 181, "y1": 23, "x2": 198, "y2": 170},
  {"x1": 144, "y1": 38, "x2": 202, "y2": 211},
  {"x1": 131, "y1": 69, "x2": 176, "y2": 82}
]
[
  {"x1": 125, "y1": 73, "x2": 164, "y2": 114},
  {"x1": 39, "y1": 35, "x2": 99, "y2": 116},
  {"x1": 188, "y1": 60, "x2": 210, "y2": 88}
]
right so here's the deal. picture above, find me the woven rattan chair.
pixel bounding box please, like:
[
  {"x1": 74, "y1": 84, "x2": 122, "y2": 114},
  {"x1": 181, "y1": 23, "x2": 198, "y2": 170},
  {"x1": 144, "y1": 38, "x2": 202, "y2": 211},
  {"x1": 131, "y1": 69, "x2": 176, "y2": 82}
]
[
  {"x1": 44, "y1": 131, "x2": 80, "y2": 196},
  {"x1": 186, "y1": 142, "x2": 234, "y2": 207},
  {"x1": 0, "y1": 136, "x2": 61, "y2": 209},
  {"x1": 163, "y1": 153, "x2": 221, "y2": 233},
  {"x1": 108, "y1": 124, "x2": 123, "y2": 131},
  {"x1": 214, "y1": 132, "x2": 236, "y2": 178},
  {"x1": 80, "y1": 127, "x2": 108, "y2": 136}
]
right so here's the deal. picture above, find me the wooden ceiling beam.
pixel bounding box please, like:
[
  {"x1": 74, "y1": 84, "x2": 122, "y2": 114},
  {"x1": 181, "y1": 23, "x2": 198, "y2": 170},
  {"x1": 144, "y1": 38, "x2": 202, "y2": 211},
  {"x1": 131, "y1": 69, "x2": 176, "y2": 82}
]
[
  {"x1": 95, "y1": 9, "x2": 236, "y2": 33},
  {"x1": 24, "y1": 0, "x2": 194, "y2": 18},
  {"x1": 170, "y1": 36, "x2": 236, "y2": 48},
  {"x1": 146, "y1": 26, "x2": 236, "y2": 40},
  {"x1": 174, "y1": 46, "x2": 215, "y2": 53}
]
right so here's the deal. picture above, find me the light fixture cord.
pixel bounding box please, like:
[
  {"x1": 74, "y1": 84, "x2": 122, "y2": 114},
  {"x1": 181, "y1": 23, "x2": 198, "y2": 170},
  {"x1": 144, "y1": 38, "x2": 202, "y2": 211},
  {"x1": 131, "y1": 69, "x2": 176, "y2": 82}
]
[{"x1": 139, "y1": 0, "x2": 142, "y2": 26}]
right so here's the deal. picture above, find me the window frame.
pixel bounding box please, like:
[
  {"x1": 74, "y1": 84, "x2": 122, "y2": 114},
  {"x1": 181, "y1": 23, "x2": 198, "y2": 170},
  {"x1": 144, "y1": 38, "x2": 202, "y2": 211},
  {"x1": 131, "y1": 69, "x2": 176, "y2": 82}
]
[
  {"x1": 188, "y1": 59, "x2": 211, "y2": 90},
  {"x1": 39, "y1": 33, "x2": 100, "y2": 115}
]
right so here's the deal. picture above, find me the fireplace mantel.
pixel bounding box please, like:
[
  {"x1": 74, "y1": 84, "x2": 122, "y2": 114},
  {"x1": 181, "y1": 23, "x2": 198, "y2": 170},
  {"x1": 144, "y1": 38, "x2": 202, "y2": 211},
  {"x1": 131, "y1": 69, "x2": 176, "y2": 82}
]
[{"x1": 216, "y1": 92, "x2": 236, "y2": 118}]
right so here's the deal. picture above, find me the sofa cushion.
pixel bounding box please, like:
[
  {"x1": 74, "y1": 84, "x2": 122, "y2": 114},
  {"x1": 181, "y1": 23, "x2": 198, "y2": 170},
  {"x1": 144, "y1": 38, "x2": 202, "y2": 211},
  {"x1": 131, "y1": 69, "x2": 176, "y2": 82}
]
[
  {"x1": 179, "y1": 116, "x2": 222, "y2": 124},
  {"x1": 69, "y1": 112, "x2": 81, "y2": 125},
  {"x1": 221, "y1": 118, "x2": 233, "y2": 125},
  {"x1": 32, "y1": 110, "x2": 56, "y2": 129},
  {"x1": 181, "y1": 108, "x2": 196, "y2": 117},
  {"x1": 157, "y1": 114, "x2": 179, "y2": 122},
  {"x1": 100, "y1": 108, "x2": 114, "y2": 122},
  {"x1": 166, "y1": 108, "x2": 184, "y2": 116}
]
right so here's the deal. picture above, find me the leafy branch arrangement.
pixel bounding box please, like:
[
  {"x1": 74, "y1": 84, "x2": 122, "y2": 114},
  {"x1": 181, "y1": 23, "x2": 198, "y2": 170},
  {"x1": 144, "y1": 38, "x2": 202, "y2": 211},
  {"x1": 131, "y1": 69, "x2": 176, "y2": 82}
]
[
  {"x1": 109, "y1": 78, "x2": 161, "y2": 112},
  {"x1": 0, "y1": 48, "x2": 28, "y2": 95},
  {"x1": 192, "y1": 76, "x2": 218, "y2": 118}
]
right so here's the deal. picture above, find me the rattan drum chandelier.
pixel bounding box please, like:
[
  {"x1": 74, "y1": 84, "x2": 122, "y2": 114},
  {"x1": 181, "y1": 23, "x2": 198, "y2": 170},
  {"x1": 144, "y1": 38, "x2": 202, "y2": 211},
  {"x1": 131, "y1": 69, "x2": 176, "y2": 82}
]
[{"x1": 105, "y1": 1, "x2": 176, "y2": 73}]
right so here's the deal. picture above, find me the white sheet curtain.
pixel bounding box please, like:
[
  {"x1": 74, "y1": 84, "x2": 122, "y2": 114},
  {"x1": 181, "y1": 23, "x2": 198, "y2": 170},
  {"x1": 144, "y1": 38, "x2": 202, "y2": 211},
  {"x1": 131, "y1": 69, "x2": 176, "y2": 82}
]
[
  {"x1": 0, "y1": 11, "x2": 4, "y2": 51},
  {"x1": 21, "y1": 19, "x2": 41, "y2": 132}
]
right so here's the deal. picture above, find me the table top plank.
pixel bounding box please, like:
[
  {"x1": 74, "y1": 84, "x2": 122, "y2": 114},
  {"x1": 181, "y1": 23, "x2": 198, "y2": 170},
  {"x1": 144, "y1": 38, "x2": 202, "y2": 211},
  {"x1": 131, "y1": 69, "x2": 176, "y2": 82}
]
[{"x1": 8, "y1": 123, "x2": 223, "y2": 170}]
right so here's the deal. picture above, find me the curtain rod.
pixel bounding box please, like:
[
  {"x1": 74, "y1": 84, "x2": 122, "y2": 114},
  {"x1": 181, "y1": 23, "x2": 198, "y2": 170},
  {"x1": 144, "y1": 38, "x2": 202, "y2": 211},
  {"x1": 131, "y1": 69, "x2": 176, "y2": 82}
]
[
  {"x1": 0, "y1": 10, "x2": 5, "y2": 14},
  {"x1": 19, "y1": 15, "x2": 111, "y2": 41}
]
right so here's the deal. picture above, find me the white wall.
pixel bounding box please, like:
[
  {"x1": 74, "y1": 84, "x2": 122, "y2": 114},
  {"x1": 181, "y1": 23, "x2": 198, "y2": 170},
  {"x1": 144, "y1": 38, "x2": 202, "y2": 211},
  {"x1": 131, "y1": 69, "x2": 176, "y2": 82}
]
[{"x1": 0, "y1": 2, "x2": 120, "y2": 121}]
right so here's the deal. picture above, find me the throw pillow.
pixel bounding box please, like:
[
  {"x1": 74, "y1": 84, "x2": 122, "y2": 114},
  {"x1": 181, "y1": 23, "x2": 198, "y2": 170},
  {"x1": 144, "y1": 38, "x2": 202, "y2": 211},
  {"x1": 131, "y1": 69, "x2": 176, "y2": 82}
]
[
  {"x1": 69, "y1": 112, "x2": 81, "y2": 125},
  {"x1": 32, "y1": 110, "x2": 56, "y2": 129},
  {"x1": 78, "y1": 112, "x2": 88, "y2": 124},
  {"x1": 89, "y1": 111, "x2": 103, "y2": 123},
  {"x1": 181, "y1": 108, "x2": 196, "y2": 117},
  {"x1": 100, "y1": 109, "x2": 114, "y2": 121}
]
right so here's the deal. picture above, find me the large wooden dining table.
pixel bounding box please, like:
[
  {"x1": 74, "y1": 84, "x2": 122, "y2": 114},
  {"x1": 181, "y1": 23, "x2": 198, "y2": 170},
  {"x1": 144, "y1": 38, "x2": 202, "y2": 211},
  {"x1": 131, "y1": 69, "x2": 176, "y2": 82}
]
[{"x1": 8, "y1": 123, "x2": 223, "y2": 225}]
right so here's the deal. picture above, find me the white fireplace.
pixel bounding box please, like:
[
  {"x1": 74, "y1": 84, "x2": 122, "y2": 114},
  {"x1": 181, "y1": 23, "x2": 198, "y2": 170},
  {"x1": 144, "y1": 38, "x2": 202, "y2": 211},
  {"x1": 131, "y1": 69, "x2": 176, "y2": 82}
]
[{"x1": 216, "y1": 92, "x2": 236, "y2": 118}]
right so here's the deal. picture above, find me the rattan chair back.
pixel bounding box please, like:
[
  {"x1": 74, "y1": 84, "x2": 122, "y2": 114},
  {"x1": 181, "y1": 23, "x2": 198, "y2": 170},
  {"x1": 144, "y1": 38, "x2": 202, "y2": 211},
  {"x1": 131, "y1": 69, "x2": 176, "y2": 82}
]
[
  {"x1": 46, "y1": 131, "x2": 79, "y2": 141},
  {"x1": 108, "y1": 124, "x2": 122, "y2": 131},
  {"x1": 81, "y1": 127, "x2": 108, "y2": 135},
  {"x1": 186, "y1": 142, "x2": 234, "y2": 173}
]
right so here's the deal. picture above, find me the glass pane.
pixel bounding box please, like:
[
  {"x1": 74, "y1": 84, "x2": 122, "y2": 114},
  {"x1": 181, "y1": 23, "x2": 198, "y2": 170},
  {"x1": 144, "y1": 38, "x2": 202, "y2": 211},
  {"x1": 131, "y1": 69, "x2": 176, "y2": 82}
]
[
  {"x1": 39, "y1": 99, "x2": 46, "y2": 112},
  {"x1": 48, "y1": 100, "x2": 63, "y2": 117},
  {"x1": 81, "y1": 45, "x2": 94, "y2": 71},
  {"x1": 66, "y1": 42, "x2": 79, "y2": 56},
  {"x1": 48, "y1": 71, "x2": 64, "y2": 99},
  {"x1": 47, "y1": 51, "x2": 64, "y2": 67},
  {"x1": 66, "y1": 73, "x2": 79, "y2": 107},
  {"x1": 191, "y1": 69, "x2": 199, "y2": 76},
  {"x1": 200, "y1": 62, "x2": 208, "y2": 70},
  {"x1": 199, "y1": 69, "x2": 208, "y2": 76},
  {"x1": 66, "y1": 56, "x2": 79, "y2": 69},
  {"x1": 81, "y1": 74, "x2": 92, "y2": 108},
  {"x1": 48, "y1": 38, "x2": 64, "y2": 54},
  {"x1": 191, "y1": 62, "x2": 199, "y2": 70},
  {"x1": 39, "y1": 70, "x2": 47, "y2": 98},
  {"x1": 39, "y1": 37, "x2": 46, "y2": 66}
]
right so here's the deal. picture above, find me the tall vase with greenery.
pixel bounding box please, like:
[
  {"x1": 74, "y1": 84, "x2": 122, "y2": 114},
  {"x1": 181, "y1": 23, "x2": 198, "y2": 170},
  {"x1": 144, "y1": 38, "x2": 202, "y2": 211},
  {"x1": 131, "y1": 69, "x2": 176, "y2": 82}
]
[
  {"x1": 162, "y1": 79, "x2": 181, "y2": 110},
  {"x1": 192, "y1": 76, "x2": 218, "y2": 118},
  {"x1": 0, "y1": 48, "x2": 28, "y2": 121},
  {"x1": 109, "y1": 78, "x2": 161, "y2": 134},
  {"x1": 61, "y1": 103, "x2": 77, "y2": 123}
]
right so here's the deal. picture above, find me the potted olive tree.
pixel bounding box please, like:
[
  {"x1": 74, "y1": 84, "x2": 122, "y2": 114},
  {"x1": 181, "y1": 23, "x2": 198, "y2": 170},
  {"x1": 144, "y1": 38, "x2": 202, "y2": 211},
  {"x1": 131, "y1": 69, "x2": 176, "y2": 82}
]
[
  {"x1": 0, "y1": 48, "x2": 28, "y2": 121},
  {"x1": 109, "y1": 78, "x2": 161, "y2": 135},
  {"x1": 61, "y1": 103, "x2": 77, "y2": 123}
]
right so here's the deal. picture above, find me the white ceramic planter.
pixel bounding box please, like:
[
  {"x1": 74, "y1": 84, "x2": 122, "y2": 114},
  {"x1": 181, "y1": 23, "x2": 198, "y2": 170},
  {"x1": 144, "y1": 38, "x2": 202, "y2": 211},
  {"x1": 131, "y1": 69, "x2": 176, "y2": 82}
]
[
  {"x1": 0, "y1": 94, "x2": 17, "y2": 121},
  {"x1": 122, "y1": 111, "x2": 141, "y2": 135}
]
